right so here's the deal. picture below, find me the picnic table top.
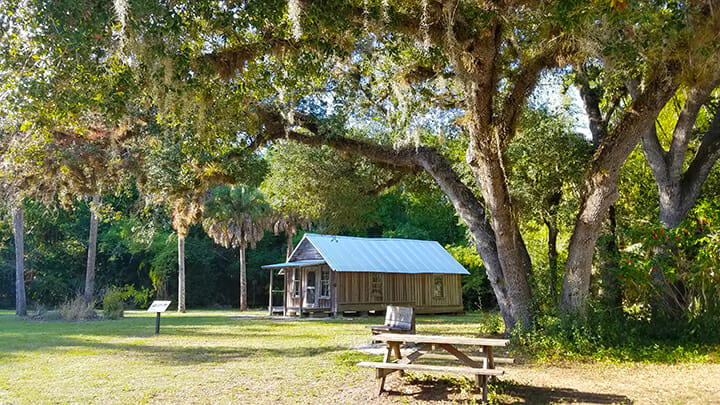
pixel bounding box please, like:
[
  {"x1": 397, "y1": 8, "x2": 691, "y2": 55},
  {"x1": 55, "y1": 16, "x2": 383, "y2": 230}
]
[{"x1": 373, "y1": 333, "x2": 510, "y2": 347}]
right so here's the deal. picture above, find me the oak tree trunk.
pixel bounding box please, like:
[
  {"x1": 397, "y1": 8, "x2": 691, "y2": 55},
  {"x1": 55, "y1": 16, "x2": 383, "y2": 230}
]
[
  {"x1": 417, "y1": 145, "x2": 522, "y2": 331},
  {"x1": 84, "y1": 195, "x2": 100, "y2": 306},
  {"x1": 560, "y1": 69, "x2": 679, "y2": 314},
  {"x1": 545, "y1": 217, "x2": 559, "y2": 302},
  {"x1": 471, "y1": 158, "x2": 533, "y2": 328},
  {"x1": 466, "y1": 123, "x2": 534, "y2": 329},
  {"x1": 641, "y1": 79, "x2": 720, "y2": 229},
  {"x1": 12, "y1": 204, "x2": 26, "y2": 317},
  {"x1": 178, "y1": 235, "x2": 186, "y2": 313}
]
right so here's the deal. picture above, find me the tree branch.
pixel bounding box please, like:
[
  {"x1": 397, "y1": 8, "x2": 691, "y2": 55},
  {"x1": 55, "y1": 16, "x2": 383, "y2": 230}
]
[
  {"x1": 575, "y1": 66, "x2": 606, "y2": 146},
  {"x1": 249, "y1": 103, "x2": 499, "y2": 255},
  {"x1": 198, "y1": 31, "x2": 298, "y2": 80},
  {"x1": 668, "y1": 78, "x2": 720, "y2": 175},
  {"x1": 640, "y1": 123, "x2": 670, "y2": 183},
  {"x1": 594, "y1": 64, "x2": 681, "y2": 172},
  {"x1": 496, "y1": 40, "x2": 567, "y2": 149},
  {"x1": 367, "y1": 169, "x2": 420, "y2": 196},
  {"x1": 681, "y1": 104, "x2": 720, "y2": 210}
]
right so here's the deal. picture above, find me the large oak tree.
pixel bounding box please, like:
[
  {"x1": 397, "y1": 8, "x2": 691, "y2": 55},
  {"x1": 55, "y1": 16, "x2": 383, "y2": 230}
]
[{"x1": 3, "y1": 0, "x2": 720, "y2": 330}]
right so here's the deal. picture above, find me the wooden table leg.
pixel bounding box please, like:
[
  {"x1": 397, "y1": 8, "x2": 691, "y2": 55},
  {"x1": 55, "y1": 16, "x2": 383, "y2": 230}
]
[
  {"x1": 376, "y1": 345, "x2": 392, "y2": 396},
  {"x1": 481, "y1": 375, "x2": 488, "y2": 403},
  {"x1": 391, "y1": 342, "x2": 404, "y2": 377},
  {"x1": 483, "y1": 345, "x2": 494, "y2": 403}
]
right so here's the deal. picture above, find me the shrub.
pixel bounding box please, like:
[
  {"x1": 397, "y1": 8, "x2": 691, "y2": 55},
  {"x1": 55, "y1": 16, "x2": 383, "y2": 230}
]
[
  {"x1": 617, "y1": 204, "x2": 720, "y2": 327},
  {"x1": 103, "y1": 287, "x2": 124, "y2": 319},
  {"x1": 447, "y1": 244, "x2": 496, "y2": 310},
  {"x1": 122, "y1": 284, "x2": 153, "y2": 309},
  {"x1": 59, "y1": 294, "x2": 99, "y2": 321}
]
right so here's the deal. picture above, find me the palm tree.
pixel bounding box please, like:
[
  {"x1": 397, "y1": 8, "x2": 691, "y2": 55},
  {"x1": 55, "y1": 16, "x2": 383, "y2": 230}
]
[
  {"x1": 84, "y1": 194, "x2": 101, "y2": 305},
  {"x1": 271, "y1": 212, "x2": 311, "y2": 260},
  {"x1": 11, "y1": 202, "x2": 26, "y2": 316},
  {"x1": 203, "y1": 185, "x2": 271, "y2": 311},
  {"x1": 171, "y1": 196, "x2": 204, "y2": 313}
]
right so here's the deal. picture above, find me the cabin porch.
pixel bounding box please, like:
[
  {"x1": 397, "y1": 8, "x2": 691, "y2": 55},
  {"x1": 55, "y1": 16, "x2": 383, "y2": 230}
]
[{"x1": 265, "y1": 260, "x2": 336, "y2": 317}]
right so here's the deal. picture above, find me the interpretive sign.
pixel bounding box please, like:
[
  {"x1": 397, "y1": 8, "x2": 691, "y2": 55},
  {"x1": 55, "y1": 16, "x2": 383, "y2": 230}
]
[
  {"x1": 147, "y1": 300, "x2": 171, "y2": 334},
  {"x1": 147, "y1": 300, "x2": 172, "y2": 313}
]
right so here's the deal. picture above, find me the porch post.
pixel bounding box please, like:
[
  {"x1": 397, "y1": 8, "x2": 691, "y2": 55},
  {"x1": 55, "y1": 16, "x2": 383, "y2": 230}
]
[
  {"x1": 299, "y1": 267, "x2": 304, "y2": 318},
  {"x1": 283, "y1": 269, "x2": 288, "y2": 316},
  {"x1": 331, "y1": 269, "x2": 338, "y2": 317},
  {"x1": 268, "y1": 268, "x2": 273, "y2": 316}
]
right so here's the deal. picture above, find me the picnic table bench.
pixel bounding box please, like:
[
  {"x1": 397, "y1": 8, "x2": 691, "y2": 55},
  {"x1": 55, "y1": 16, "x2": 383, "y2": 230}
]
[{"x1": 357, "y1": 333, "x2": 511, "y2": 403}]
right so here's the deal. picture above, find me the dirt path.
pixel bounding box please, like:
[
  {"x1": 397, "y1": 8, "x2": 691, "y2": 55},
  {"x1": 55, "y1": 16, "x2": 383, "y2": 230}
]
[
  {"x1": 345, "y1": 362, "x2": 720, "y2": 404},
  {"x1": 498, "y1": 362, "x2": 720, "y2": 404}
]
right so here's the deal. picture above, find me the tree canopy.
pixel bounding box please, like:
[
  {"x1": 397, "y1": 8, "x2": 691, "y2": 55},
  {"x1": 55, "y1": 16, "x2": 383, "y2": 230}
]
[{"x1": 1, "y1": 0, "x2": 720, "y2": 332}]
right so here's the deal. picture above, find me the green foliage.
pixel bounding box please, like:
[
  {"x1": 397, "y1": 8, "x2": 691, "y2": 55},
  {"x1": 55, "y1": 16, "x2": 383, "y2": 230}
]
[
  {"x1": 377, "y1": 184, "x2": 465, "y2": 245},
  {"x1": 263, "y1": 142, "x2": 388, "y2": 232},
  {"x1": 509, "y1": 106, "x2": 592, "y2": 311},
  {"x1": 509, "y1": 107, "x2": 592, "y2": 223},
  {"x1": 615, "y1": 205, "x2": 720, "y2": 324},
  {"x1": 521, "y1": 224, "x2": 570, "y2": 311},
  {"x1": 446, "y1": 244, "x2": 496, "y2": 311},
  {"x1": 102, "y1": 284, "x2": 153, "y2": 319},
  {"x1": 149, "y1": 242, "x2": 176, "y2": 299},
  {"x1": 102, "y1": 287, "x2": 124, "y2": 320},
  {"x1": 0, "y1": 187, "x2": 270, "y2": 310},
  {"x1": 512, "y1": 308, "x2": 720, "y2": 363},
  {"x1": 0, "y1": 208, "x2": 15, "y2": 308}
]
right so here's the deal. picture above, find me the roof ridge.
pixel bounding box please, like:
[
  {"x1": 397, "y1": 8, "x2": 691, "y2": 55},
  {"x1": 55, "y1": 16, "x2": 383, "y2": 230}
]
[{"x1": 305, "y1": 233, "x2": 438, "y2": 243}]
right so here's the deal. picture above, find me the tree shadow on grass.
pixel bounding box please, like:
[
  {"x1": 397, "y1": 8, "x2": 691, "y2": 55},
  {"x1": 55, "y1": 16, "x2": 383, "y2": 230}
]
[
  {"x1": 379, "y1": 375, "x2": 633, "y2": 404},
  {"x1": 495, "y1": 381, "x2": 633, "y2": 404},
  {"x1": 0, "y1": 333, "x2": 348, "y2": 366},
  {"x1": 0, "y1": 312, "x2": 379, "y2": 366},
  {"x1": 0, "y1": 315, "x2": 352, "y2": 366}
]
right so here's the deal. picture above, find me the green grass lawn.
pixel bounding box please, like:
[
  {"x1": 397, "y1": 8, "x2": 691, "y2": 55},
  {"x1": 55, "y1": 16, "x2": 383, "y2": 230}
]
[{"x1": 0, "y1": 309, "x2": 498, "y2": 404}]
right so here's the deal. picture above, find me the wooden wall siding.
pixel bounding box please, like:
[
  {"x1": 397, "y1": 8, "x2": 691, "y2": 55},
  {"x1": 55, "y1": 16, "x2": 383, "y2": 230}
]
[
  {"x1": 336, "y1": 272, "x2": 462, "y2": 313},
  {"x1": 292, "y1": 239, "x2": 323, "y2": 260},
  {"x1": 425, "y1": 274, "x2": 462, "y2": 307},
  {"x1": 281, "y1": 268, "x2": 462, "y2": 314}
]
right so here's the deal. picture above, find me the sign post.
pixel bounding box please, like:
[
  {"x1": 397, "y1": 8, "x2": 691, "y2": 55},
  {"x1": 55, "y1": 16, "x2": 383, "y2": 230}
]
[{"x1": 147, "y1": 300, "x2": 171, "y2": 335}]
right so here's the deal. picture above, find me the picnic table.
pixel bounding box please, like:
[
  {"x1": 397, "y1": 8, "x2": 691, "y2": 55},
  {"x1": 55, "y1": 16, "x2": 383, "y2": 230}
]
[{"x1": 357, "y1": 333, "x2": 511, "y2": 403}]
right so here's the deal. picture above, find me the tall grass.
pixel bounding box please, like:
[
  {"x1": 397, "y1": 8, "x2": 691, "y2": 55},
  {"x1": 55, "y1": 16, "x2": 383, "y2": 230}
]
[{"x1": 58, "y1": 294, "x2": 99, "y2": 321}]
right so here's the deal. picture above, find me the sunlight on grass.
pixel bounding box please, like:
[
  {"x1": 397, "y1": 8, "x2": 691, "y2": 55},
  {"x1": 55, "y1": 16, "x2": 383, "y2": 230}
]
[
  {"x1": 0, "y1": 309, "x2": 407, "y2": 403},
  {"x1": 11, "y1": 309, "x2": 712, "y2": 404},
  {"x1": 0, "y1": 309, "x2": 515, "y2": 404}
]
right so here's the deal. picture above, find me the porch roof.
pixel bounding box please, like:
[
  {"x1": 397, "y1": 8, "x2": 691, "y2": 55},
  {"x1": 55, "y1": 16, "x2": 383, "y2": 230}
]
[{"x1": 261, "y1": 259, "x2": 327, "y2": 269}]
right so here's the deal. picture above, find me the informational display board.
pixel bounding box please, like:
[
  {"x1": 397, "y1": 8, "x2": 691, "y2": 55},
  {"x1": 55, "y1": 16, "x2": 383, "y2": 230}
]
[
  {"x1": 147, "y1": 300, "x2": 172, "y2": 335},
  {"x1": 147, "y1": 300, "x2": 171, "y2": 313}
]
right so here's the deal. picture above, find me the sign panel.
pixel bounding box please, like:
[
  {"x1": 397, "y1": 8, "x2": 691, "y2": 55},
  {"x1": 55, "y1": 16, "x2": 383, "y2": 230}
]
[{"x1": 147, "y1": 300, "x2": 172, "y2": 313}]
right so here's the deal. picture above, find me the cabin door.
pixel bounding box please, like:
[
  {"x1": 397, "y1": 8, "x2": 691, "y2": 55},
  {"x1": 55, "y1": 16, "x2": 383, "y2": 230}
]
[{"x1": 304, "y1": 268, "x2": 318, "y2": 307}]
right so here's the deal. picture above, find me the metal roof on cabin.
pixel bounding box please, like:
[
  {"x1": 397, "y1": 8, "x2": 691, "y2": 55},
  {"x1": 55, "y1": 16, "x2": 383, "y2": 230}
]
[{"x1": 283, "y1": 233, "x2": 469, "y2": 274}]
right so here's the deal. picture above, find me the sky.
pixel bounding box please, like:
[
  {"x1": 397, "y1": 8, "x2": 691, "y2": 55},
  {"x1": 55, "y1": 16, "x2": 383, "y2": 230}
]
[{"x1": 530, "y1": 72, "x2": 592, "y2": 140}]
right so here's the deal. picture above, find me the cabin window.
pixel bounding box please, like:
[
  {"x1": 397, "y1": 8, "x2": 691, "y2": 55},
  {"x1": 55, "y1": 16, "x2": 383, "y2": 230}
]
[
  {"x1": 320, "y1": 267, "x2": 330, "y2": 298},
  {"x1": 292, "y1": 268, "x2": 300, "y2": 297},
  {"x1": 370, "y1": 273, "x2": 383, "y2": 301},
  {"x1": 433, "y1": 275, "x2": 444, "y2": 299}
]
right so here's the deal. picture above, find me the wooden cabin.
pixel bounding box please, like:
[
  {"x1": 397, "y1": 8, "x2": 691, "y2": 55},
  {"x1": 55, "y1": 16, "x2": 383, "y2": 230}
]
[{"x1": 262, "y1": 233, "x2": 469, "y2": 316}]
